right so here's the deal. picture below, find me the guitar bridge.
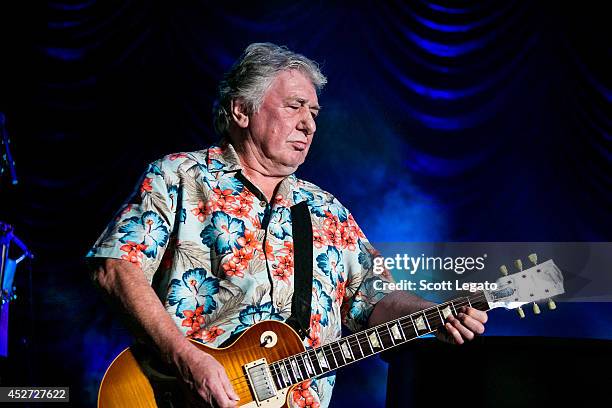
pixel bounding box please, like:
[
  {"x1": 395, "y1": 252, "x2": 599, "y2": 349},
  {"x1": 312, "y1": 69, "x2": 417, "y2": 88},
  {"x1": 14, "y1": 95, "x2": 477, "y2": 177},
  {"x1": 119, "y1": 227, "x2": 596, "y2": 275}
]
[{"x1": 244, "y1": 358, "x2": 277, "y2": 404}]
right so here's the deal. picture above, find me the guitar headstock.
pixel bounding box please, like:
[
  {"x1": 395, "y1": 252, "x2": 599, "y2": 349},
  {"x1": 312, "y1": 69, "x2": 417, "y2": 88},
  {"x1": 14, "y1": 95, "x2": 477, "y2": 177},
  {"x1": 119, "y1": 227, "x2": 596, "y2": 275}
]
[{"x1": 483, "y1": 254, "x2": 564, "y2": 317}]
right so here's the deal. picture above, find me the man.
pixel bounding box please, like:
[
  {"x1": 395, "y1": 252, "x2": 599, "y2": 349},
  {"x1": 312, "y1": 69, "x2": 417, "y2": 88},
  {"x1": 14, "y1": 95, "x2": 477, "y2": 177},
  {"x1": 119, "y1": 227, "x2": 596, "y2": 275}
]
[{"x1": 88, "y1": 43, "x2": 487, "y2": 408}]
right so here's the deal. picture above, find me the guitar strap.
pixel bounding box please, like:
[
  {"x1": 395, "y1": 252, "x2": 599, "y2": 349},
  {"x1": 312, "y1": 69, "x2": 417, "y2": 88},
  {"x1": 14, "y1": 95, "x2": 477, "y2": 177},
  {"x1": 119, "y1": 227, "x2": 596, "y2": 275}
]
[{"x1": 286, "y1": 201, "x2": 313, "y2": 341}]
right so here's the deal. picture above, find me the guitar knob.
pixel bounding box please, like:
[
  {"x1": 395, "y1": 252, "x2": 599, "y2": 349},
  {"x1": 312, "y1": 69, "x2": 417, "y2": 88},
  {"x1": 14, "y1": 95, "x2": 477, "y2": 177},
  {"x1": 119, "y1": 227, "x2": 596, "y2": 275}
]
[
  {"x1": 532, "y1": 302, "x2": 541, "y2": 315},
  {"x1": 517, "y1": 306, "x2": 525, "y2": 318},
  {"x1": 547, "y1": 298, "x2": 557, "y2": 310},
  {"x1": 514, "y1": 259, "x2": 523, "y2": 271},
  {"x1": 528, "y1": 253, "x2": 538, "y2": 266},
  {"x1": 500, "y1": 265, "x2": 508, "y2": 276}
]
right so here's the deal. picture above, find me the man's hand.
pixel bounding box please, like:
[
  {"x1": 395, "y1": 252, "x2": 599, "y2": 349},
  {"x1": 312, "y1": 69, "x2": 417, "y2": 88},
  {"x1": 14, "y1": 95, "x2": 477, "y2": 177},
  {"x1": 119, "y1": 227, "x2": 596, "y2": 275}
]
[
  {"x1": 174, "y1": 344, "x2": 240, "y2": 408},
  {"x1": 436, "y1": 306, "x2": 487, "y2": 345}
]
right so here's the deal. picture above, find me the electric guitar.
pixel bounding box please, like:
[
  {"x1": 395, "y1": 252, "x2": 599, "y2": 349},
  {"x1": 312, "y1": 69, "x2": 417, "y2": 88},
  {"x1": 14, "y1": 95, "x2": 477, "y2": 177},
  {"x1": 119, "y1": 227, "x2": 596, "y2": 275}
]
[{"x1": 98, "y1": 256, "x2": 565, "y2": 407}]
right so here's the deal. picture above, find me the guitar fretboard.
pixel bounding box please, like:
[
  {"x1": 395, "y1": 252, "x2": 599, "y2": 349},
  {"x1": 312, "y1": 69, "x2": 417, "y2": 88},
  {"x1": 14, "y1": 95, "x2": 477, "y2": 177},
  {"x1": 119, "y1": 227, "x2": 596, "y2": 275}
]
[{"x1": 268, "y1": 291, "x2": 489, "y2": 389}]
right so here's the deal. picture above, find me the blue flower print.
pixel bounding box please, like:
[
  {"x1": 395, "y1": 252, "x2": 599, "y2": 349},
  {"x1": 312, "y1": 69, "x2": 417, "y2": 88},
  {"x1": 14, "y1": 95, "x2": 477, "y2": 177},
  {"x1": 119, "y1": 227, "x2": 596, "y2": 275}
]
[
  {"x1": 167, "y1": 268, "x2": 219, "y2": 318},
  {"x1": 357, "y1": 239, "x2": 374, "y2": 270},
  {"x1": 200, "y1": 211, "x2": 245, "y2": 253},
  {"x1": 269, "y1": 207, "x2": 292, "y2": 239},
  {"x1": 316, "y1": 246, "x2": 345, "y2": 286},
  {"x1": 146, "y1": 162, "x2": 163, "y2": 176},
  {"x1": 118, "y1": 211, "x2": 169, "y2": 258},
  {"x1": 232, "y1": 302, "x2": 283, "y2": 335},
  {"x1": 293, "y1": 188, "x2": 314, "y2": 204},
  {"x1": 311, "y1": 195, "x2": 348, "y2": 222},
  {"x1": 312, "y1": 279, "x2": 332, "y2": 326}
]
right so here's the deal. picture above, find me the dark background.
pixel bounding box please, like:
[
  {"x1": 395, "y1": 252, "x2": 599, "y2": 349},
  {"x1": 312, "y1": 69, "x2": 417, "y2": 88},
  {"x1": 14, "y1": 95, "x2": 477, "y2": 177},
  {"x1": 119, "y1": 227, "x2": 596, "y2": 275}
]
[{"x1": 0, "y1": 1, "x2": 610, "y2": 406}]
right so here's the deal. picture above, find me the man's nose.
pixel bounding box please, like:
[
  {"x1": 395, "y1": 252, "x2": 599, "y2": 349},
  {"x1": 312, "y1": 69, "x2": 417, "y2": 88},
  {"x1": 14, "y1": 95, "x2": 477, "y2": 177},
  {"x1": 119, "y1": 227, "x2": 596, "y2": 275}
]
[{"x1": 297, "y1": 110, "x2": 316, "y2": 135}]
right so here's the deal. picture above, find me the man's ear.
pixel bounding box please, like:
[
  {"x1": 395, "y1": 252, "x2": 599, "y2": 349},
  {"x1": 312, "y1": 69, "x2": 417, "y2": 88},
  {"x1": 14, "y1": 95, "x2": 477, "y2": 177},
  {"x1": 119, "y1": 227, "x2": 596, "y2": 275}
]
[{"x1": 231, "y1": 99, "x2": 249, "y2": 129}]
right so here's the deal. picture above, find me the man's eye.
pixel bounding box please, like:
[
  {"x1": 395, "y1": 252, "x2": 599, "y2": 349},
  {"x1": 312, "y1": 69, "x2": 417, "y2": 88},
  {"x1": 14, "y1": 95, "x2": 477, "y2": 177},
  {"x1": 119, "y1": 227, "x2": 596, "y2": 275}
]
[{"x1": 289, "y1": 105, "x2": 300, "y2": 110}]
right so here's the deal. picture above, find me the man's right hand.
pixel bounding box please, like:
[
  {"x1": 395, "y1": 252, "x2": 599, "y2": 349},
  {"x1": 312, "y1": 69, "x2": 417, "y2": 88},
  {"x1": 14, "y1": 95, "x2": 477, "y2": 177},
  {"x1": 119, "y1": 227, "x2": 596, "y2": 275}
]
[{"x1": 174, "y1": 344, "x2": 240, "y2": 408}]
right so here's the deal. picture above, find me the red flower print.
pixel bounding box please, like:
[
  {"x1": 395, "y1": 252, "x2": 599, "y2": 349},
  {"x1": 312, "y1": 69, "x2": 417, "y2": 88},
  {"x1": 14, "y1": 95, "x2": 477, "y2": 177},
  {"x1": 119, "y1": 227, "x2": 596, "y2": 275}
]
[
  {"x1": 191, "y1": 200, "x2": 210, "y2": 222},
  {"x1": 335, "y1": 280, "x2": 346, "y2": 303},
  {"x1": 312, "y1": 229, "x2": 326, "y2": 248},
  {"x1": 182, "y1": 306, "x2": 206, "y2": 337},
  {"x1": 168, "y1": 153, "x2": 188, "y2": 161},
  {"x1": 272, "y1": 260, "x2": 293, "y2": 284},
  {"x1": 259, "y1": 241, "x2": 275, "y2": 261},
  {"x1": 222, "y1": 259, "x2": 244, "y2": 278},
  {"x1": 231, "y1": 247, "x2": 254, "y2": 269},
  {"x1": 119, "y1": 241, "x2": 147, "y2": 266},
  {"x1": 140, "y1": 177, "x2": 153, "y2": 193},
  {"x1": 199, "y1": 326, "x2": 225, "y2": 343},
  {"x1": 292, "y1": 380, "x2": 319, "y2": 408},
  {"x1": 237, "y1": 230, "x2": 260, "y2": 252}
]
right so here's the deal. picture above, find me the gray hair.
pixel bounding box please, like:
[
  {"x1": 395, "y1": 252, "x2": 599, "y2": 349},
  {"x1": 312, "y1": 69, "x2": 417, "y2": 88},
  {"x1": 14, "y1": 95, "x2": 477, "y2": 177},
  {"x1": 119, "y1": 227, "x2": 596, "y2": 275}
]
[{"x1": 213, "y1": 42, "x2": 327, "y2": 137}]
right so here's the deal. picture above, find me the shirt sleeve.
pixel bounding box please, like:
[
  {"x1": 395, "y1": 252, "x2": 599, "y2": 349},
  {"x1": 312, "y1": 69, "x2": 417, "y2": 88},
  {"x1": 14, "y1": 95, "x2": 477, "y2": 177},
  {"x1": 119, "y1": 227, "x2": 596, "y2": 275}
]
[
  {"x1": 86, "y1": 159, "x2": 176, "y2": 284},
  {"x1": 340, "y1": 212, "x2": 395, "y2": 333}
]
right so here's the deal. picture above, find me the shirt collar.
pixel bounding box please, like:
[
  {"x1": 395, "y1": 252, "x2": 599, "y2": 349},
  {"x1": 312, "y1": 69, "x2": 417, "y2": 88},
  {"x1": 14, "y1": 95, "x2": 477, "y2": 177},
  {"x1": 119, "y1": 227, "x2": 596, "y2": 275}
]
[{"x1": 206, "y1": 139, "x2": 243, "y2": 173}]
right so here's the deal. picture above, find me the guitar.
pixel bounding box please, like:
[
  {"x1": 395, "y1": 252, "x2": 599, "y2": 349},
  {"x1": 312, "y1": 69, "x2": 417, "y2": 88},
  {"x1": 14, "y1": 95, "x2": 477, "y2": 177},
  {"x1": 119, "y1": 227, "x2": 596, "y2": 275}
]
[{"x1": 98, "y1": 256, "x2": 565, "y2": 407}]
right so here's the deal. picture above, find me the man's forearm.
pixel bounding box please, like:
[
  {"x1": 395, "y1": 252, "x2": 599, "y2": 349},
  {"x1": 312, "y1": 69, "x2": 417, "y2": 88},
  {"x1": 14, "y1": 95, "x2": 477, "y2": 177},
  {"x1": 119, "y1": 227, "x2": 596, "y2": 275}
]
[
  {"x1": 368, "y1": 291, "x2": 435, "y2": 328},
  {"x1": 92, "y1": 258, "x2": 194, "y2": 365}
]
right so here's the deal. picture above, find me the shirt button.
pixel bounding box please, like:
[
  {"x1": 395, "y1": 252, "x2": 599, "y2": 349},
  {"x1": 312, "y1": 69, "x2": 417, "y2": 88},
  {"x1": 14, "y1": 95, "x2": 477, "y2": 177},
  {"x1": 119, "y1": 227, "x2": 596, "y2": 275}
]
[
  {"x1": 276, "y1": 301, "x2": 283, "y2": 307},
  {"x1": 259, "y1": 201, "x2": 267, "y2": 208}
]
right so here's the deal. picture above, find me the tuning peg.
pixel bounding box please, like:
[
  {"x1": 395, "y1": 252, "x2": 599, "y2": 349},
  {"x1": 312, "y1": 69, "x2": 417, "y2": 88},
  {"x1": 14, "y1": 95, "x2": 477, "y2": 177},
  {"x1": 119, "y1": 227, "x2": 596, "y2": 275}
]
[
  {"x1": 514, "y1": 259, "x2": 523, "y2": 271},
  {"x1": 517, "y1": 306, "x2": 525, "y2": 318},
  {"x1": 532, "y1": 302, "x2": 541, "y2": 315},
  {"x1": 500, "y1": 265, "x2": 508, "y2": 276},
  {"x1": 547, "y1": 298, "x2": 556, "y2": 310},
  {"x1": 528, "y1": 253, "x2": 538, "y2": 266}
]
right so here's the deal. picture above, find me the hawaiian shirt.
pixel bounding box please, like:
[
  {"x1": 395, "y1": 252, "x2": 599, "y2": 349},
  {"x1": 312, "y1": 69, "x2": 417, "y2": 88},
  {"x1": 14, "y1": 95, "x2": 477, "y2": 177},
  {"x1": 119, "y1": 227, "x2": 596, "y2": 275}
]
[{"x1": 87, "y1": 141, "x2": 393, "y2": 407}]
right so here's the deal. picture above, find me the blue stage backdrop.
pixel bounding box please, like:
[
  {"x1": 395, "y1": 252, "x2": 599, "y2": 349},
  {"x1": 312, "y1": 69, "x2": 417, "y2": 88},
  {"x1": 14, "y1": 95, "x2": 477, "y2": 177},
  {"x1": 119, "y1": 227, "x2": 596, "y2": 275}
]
[{"x1": 0, "y1": 1, "x2": 609, "y2": 406}]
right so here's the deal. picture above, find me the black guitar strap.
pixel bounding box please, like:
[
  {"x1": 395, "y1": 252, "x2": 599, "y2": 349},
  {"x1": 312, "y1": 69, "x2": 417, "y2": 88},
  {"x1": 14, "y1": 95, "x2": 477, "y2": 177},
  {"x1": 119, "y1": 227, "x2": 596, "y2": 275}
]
[{"x1": 286, "y1": 201, "x2": 313, "y2": 340}]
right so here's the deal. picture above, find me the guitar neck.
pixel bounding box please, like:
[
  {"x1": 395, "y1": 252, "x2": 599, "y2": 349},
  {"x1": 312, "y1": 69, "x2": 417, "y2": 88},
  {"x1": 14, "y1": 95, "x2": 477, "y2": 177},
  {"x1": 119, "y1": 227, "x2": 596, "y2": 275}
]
[{"x1": 268, "y1": 291, "x2": 490, "y2": 389}]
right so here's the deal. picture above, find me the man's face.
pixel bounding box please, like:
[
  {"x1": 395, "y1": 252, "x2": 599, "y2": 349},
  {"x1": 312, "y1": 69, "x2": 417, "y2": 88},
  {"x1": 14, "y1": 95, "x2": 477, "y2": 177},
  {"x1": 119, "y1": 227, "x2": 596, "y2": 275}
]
[{"x1": 246, "y1": 69, "x2": 319, "y2": 175}]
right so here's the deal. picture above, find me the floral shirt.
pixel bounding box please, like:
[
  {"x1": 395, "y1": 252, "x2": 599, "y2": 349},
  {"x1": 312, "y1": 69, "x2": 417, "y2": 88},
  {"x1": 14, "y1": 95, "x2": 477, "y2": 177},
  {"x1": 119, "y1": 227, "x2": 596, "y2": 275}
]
[{"x1": 87, "y1": 141, "x2": 392, "y2": 407}]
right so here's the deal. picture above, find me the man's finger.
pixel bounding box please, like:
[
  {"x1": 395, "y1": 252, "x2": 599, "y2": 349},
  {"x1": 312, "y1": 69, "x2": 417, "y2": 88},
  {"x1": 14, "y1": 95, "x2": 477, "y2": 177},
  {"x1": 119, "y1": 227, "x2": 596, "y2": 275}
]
[
  {"x1": 448, "y1": 316, "x2": 474, "y2": 341},
  {"x1": 444, "y1": 322, "x2": 464, "y2": 345},
  {"x1": 208, "y1": 381, "x2": 235, "y2": 408},
  {"x1": 220, "y1": 370, "x2": 240, "y2": 402},
  {"x1": 464, "y1": 307, "x2": 488, "y2": 324},
  {"x1": 457, "y1": 312, "x2": 485, "y2": 335}
]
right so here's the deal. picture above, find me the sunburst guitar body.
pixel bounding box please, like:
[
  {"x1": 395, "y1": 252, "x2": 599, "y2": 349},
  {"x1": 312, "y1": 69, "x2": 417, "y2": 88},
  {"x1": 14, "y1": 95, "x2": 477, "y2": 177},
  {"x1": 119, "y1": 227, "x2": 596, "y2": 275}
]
[{"x1": 98, "y1": 321, "x2": 305, "y2": 407}]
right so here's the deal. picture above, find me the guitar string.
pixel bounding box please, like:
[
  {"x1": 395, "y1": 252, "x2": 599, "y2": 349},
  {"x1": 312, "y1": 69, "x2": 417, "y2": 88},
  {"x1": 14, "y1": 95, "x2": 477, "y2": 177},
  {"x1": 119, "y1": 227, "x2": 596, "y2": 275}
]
[
  {"x1": 229, "y1": 295, "x2": 486, "y2": 391},
  {"x1": 227, "y1": 295, "x2": 487, "y2": 393}
]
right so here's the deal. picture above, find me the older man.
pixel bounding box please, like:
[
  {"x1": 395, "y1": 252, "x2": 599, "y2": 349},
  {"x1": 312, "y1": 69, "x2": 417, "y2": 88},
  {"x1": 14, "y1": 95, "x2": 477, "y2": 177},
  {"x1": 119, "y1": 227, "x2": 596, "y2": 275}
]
[{"x1": 88, "y1": 43, "x2": 487, "y2": 408}]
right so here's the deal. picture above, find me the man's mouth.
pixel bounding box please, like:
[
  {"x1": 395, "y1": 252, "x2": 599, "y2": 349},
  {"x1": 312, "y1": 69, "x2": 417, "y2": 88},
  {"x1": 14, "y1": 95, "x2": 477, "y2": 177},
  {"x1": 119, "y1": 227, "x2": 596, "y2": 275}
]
[{"x1": 289, "y1": 140, "x2": 307, "y2": 151}]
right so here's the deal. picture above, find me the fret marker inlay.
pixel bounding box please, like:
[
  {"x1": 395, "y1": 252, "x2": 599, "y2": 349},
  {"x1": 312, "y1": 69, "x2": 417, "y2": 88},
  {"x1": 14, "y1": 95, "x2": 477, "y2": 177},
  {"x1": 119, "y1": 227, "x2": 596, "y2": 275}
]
[
  {"x1": 415, "y1": 316, "x2": 427, "y2": 331},
  {"x1": 341, "y1": 342, "x2": 352, "y2": 360},
  {"x1": 368, "y1": 331, "x2": 381, "y2": 348},
  {"x1": 390, "y1": 323, "x2": 403, "y2": 340},
  {"x1": 316, "y1": 350, "x2": 328, "y2": 369},
  {"x1": 441, "y1": 306, "x2": 453, "y2": 320}
]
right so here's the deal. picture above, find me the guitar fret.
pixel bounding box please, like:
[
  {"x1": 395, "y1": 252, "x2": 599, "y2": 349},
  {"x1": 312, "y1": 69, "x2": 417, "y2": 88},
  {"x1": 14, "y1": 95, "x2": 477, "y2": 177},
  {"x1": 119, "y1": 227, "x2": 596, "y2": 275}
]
[
  {"x1": 450, "y1": 301, "x2": 458, "y2": 315},
  {"x1": 284, "y1": 359, "x2": 297, "y2": 384},
  {"x1": 362, "y1": 331, "x2": 374, "y2": 354},
  {"x1": 296, "y1": 355, "x2": 309, "y2": 380},
  {"x1": 307, "y1": 349, "x2": 322, "y2": 375},
  {"x1": 316, "y1": 348, "x2": 330, "y2": 371},
  {"x1": 352, "y1": 334, "x2": 364, "y2": 359},
  {"x1": 435, "y1": 305, "x2": 445, "y2": 326},
  {"x1": 290, "y1": 357, "x2": 303, "y2": 382},
  {"x1": 378, "y1": 325, "x2": 394, "y2": 349},
  {"x1": 408, "y1": 314, "x2": 418, "y2": 334},
  {"x1": 271, "y1": 363, "x2": 284, "y2": 389},
  {"x1": 331, "y1": 342, "x2": 346, "y2": 366},
  {"x1": 325, "y1": 344, "x2": 339, "y2": 369}
]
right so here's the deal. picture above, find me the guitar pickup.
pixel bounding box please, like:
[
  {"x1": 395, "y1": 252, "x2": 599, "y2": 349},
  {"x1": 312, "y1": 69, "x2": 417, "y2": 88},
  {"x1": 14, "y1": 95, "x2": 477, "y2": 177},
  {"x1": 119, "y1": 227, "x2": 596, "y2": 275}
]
[{"x1": 244, "y1": 358, "x2": 277, "y2": 404}]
